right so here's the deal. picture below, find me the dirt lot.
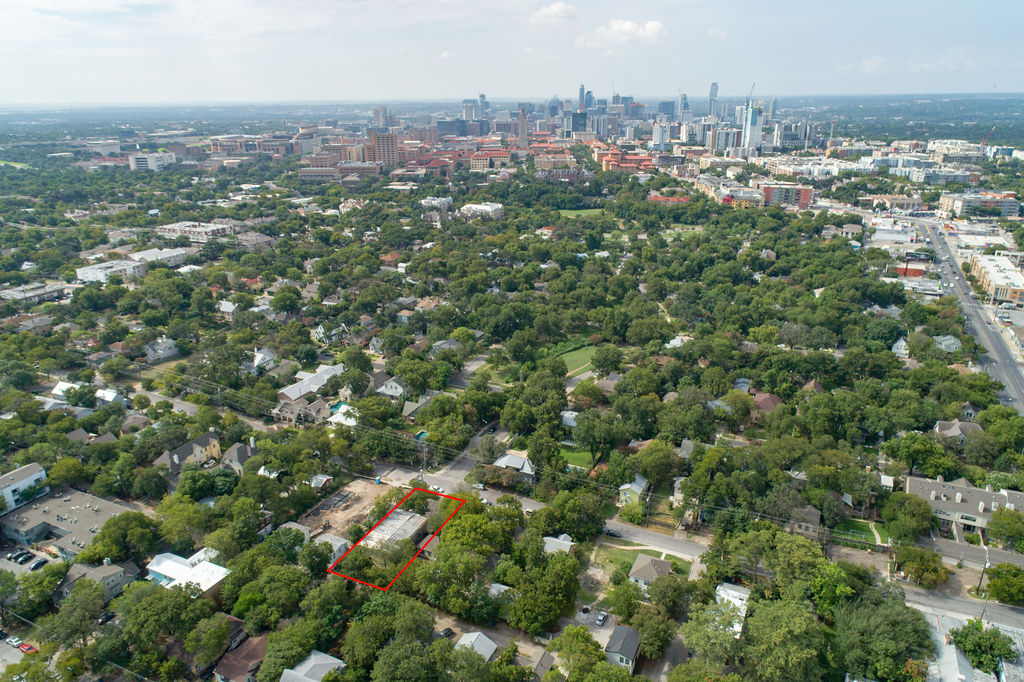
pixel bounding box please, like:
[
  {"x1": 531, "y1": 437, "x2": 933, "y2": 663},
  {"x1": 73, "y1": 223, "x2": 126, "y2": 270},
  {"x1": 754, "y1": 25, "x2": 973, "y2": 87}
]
[{"x1": 299, "y1": 478, "x2": 396, "y2": 535}]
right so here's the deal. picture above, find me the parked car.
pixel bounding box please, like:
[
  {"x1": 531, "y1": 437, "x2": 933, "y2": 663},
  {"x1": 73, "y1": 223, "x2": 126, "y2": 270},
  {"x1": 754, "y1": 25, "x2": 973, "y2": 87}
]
[
  {"x1": 429, "y1": 485, "x2": 445, "y2": 494},
  {"x1": 29, "y1": 558, "x2": 47, "y2": 571},
  {"x1": 18, "y1": 644, "x2": 37, "y2": 654},
  {"x1": 0, "y1": 630, "x2": 7, "y2": 639},
  {"x1": 596, "y1": 611, "x2": 609, "y2": 626},
  {"x1": 472, "y1": 483, "x2": 486, "y2": 490},
  {"x1": 4, "y1": 550, "x2": 18, "y2": 560},
  {"x1": 439, "y1": 628, "x2": 454, "y2": 638},
  {"x1": 487, "y1": 426, "x2": 497, "y2": 434},
  {"x1": 98, "y1": 612, "x2": 116, "y2": 625},
  {"x1": 604, "y1": 528, "x2": 622, "y2": 538},
  {"x1": 15, "y1": 553, "x2": 33, "y2": 565},
  {"x1": 6, "y1": 637, "x2": 22, "y2": 647}
]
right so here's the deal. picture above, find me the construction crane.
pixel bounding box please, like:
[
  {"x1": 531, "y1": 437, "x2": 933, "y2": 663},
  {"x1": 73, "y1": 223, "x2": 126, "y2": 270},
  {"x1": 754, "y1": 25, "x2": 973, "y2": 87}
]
[
  {"x1": 981, "y1": 124, "x2": 996, "y2": 156},
  {"x1": 746, "y1": 82, "x2": 756, "y2": 107}
]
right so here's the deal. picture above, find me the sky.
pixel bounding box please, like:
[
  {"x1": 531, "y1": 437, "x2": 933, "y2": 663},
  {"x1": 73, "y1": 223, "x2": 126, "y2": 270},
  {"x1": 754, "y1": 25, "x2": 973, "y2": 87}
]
[{"x1": 1, "y1": 0, "x2": 1023, "y2": 105}]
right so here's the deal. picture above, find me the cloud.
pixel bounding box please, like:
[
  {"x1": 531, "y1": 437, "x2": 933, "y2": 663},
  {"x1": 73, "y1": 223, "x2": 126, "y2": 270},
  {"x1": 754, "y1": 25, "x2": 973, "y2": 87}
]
[
  {"x1": 531, "y1": 1, "x2": 574, "y2": 24},
  {"x1": 438, "y1": 50, "x2": 455, "y2": 61},
  {"x1": 859, "y1": 56, "x2": 887, "y2": 74},
  {"x1": 706, "y1": 28, "x2": 727, "y2": 39},
  {"x1": 576, "y1": 19, "x2": 666, "y2": 49}
]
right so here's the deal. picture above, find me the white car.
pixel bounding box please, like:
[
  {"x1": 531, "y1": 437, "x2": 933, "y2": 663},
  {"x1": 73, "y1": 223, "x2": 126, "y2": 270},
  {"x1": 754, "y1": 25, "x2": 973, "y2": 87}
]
[
  {"x1": 429, "y1": 485, "x2": 445, "y2": 494},
  {"x1": 6, "y1": 637, "x2": 22, "y2": 647}
]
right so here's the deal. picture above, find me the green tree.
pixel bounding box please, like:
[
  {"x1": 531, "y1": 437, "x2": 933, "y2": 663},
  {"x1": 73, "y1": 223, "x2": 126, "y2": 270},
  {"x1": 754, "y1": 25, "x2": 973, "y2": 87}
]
[
  {"x1": 184, "y1": 612, "x2": 232, "y2": 668},
  {"x1": 882, "y1": 493, "x2": 937, "y2": 543},
  {"x1": 667, "y1": 660, "x2": 742, "y2": 682},
  {"x1": 631, "y1": 604, "x2": 675, "y2": 659},
  {"x1": 592, "y1": 345, "x2": 623, "y2": 377},
  {"x1": 987, "y1": 563, "x2": 1024, "y2": 605},
  {"x1": 299, "y1": 541, "x2": 334, "y2": 577},
  {"x1": 547, "y1": 625, "x2": 605, "y2": 682},
  {"x1": 950, "y1": 618, "x2": 1017, "y2": 675},
  {"x1": 896, "y1": 546, "x2": 949, "y2": 588},
  {"x1": 608, "y1": 580, "x2": 643, "y2": 620},
  {"x1": 16, "y1": 562, "x2": 70, "y2": 619},
  {"x1": 679, "y1": 600, "x2": 740, "y2": 666},
  {"x1": 987, "y1": 508, "x2": 1024, "y2": 551},
  {"x1": 0, "y1": 568, "x2": 15, "y2": 624},
  {"x1": 41, "y1": 577, "x2": 103, "y2": 648},
  {"x1": 742, "y1": 599, "x2": 824, "y2": 682}
]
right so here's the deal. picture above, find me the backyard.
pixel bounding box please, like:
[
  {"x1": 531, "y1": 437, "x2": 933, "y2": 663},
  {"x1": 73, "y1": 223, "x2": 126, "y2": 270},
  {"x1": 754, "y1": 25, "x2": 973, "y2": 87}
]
[{"x1": 558, "y1": 208, "x2": 605, "y2": 218}]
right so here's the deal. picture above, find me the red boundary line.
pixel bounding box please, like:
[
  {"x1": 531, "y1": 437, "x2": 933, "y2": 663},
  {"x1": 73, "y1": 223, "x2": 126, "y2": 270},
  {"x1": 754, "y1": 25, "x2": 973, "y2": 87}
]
[{"x1": 326, "y1": 487, "x2": 465, "y2": 591}]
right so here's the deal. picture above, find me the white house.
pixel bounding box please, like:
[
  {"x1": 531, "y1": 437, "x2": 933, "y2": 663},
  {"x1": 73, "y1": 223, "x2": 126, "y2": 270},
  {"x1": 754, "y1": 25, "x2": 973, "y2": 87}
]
[
  {"x1": 143, "y1": 336, "x2": 179, "y2": 363},
  {"x1": 376, "y1": 377, "x2": 409, "y2": 400},
  {"x1": 715, "y1": 583, "x2": 751, "y2": 637},
  {"x1": 146, "y1": 548, "x2": 230, "y2": 597},
  {"x1": 456, "y1": 632, "x2": 498, "y2": 661},
  {"x1": 241, "y1": 347, "x2": 277, "y2": 375},
  {"x1": 0, "y1": 463, "x2": 48, "y2": 513},
  {"x1": 891, "y1": 337, "x2": 910, "y2": 359},
  {"x1": 542, "y1": 533, "x2": 575, "y2": 554}
]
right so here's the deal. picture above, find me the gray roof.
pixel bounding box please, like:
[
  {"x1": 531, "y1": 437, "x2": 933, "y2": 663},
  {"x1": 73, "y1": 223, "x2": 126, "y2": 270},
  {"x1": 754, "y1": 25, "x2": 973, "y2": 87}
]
[
  {"x1": 0, "y1": 463, "x2": 45, "y2": 490},
  {"x1": 935, "y1": 420, "x2": 983, "y2": 440},
  {"x1": 906, "y1": 475, "x2": 1024, "y2": 518},
  {"x1": 492, "y1": 453, "x2": 535, "y2": 476},
  {"x1": 605, "y1": 624, "x2": 640, "y2": 658},
  {"x1": 281, "y1": 650, "x2": 346, "y2": 682},
  {"x1": 619, "y1": 473, "x2": 649, "y2": 496},
  {"x1": 629, "y1": 553, "x2": 672, "y2": 583}
]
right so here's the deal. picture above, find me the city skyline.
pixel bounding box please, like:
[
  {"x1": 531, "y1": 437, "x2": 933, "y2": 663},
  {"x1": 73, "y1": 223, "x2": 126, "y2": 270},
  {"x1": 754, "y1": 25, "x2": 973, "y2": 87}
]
[{"x1": 1, "y1": 0, "x2": 1023, "y2": 105}]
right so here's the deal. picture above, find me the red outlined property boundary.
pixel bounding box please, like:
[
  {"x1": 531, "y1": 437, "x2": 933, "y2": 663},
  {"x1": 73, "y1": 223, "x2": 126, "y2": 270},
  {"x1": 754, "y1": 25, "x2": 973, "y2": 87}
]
[{"x1": 326, "y1": 487, "x2": 465, "y2": 591}]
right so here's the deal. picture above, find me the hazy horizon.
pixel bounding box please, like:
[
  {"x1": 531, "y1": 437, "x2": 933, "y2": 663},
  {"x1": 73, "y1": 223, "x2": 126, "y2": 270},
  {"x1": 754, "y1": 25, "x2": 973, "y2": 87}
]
[{"x1": 2, "y1": 0, "x2": 1022, "y2": 106}]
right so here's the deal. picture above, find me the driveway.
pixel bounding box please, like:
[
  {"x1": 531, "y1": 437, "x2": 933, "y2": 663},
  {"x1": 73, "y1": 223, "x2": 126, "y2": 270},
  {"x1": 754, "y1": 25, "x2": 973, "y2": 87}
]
[
  {"x1": 0, "y1": 640, "x2": 23, "y2": 669},
  {"x1": 433, "y1": 612, "x2": 547, "y2": 669}
]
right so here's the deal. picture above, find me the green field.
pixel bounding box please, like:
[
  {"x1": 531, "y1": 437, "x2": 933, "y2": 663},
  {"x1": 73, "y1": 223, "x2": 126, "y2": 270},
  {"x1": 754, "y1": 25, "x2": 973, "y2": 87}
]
[
  {"x1": 561, "y1": 445, "x2": 593, "y2": 469},
  {"x1": 0, "y1": 161, "x2": 29, "y2": 168},
  {"x1": 557, "y1": 345, "x2": 597, "y2": 373},
  {"x1": 559, "y1": 208, "x2": 604, "y2": 218},
  {"x1": 596, "y1": 545, "x2": 692, "y2": 577},
  {"x1": 834, "y1": 518, "x2": 876, "y2": 542}
]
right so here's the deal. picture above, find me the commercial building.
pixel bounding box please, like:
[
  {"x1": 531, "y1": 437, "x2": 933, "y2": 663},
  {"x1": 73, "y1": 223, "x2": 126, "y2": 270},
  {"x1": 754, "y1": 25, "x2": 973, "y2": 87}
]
[
  {"x1": 127, "y1": 247, "x2": 194, "y2": 267},
  {"x1": 0, "y1": 487, "x2": 132, "y2": 560},
  {"x1": 749, "y1": 178, "x2": 812, "y2": 209},
  {"x1": 967, "y1": 253, "x2": 1024, "y2": 303},
  {"x1": 905, "y1": 475, "x2": 1024, "y2": 534},
  {"x1": 361, "y1": 509, "x2": 428, "y2": 550},
  {"x1": 0, "y1": 463, "x2": 48, "y2": 512},
  {"x1": 939, "y1": 191, "x2": 1020, "y2": 218},
  {"x1": 694, "y1": 175, "x2": 765, "y2": 209},
  {"x1": 0, "y1": 283, "x2": 65, "y2": 304},
  {"x1": 156, "y1": 221, "x2": 234, "y2": 243},
  {"x1": 458, "y1": 203, "x2": 504, "y2": 220},
  {"x1": 76, "y1": 259, "x2": 147, "y2": 283},
  {"x1": 367, "y1": 132, "x2": 400, "y2": 168},
  {"x1": 129, "y1": 152, "x2": 176, "y2": 171}
]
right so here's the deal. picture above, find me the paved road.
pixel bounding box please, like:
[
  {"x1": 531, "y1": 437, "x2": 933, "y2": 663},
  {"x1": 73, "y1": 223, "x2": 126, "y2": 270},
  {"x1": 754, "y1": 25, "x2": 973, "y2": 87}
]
[
  {"x1": 905, "y1": 585, "x2": 1024, "y2": 630},
  {"x1": 604, "y1": 519, "x2": 708, "y2": 560},
  {"x1": 922, "y1": 222, "x2": 1024, "y2": 409}
]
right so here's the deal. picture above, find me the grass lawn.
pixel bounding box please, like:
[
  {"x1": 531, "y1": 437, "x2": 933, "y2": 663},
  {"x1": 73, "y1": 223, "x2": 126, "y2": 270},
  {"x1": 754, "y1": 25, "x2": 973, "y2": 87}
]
[
  {"x1": 557, "y1": 345, "x2": 597, "y2": 373},
  {"x1": 873, "y1": 522, "x2": 890, "y2": 544},
  {"x1": 560, "y1": 445, "x2": 594, "y2": 469},
  {"x1": 665, "y1": 555, "x2": 692, "y2": 575},
  {"x1": 834, "y1": 518, "x2": 876, "y2": 542},
  {"x1": 0, "y1": 160, "x2": 29, "y2": 168},
  {"x1": 578, "y1": 588, "x2": 599, "y2": 604},
  {"x1": 559, "y1": 208, "x2": 605, "y2": 218},
  {"x1": 597, "y1": 546, "x2": 663, "y2": 575}
]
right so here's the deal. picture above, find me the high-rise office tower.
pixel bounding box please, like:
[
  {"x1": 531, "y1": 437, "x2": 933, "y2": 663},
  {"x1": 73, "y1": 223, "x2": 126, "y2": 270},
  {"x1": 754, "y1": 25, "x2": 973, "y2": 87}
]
[
  {"x1": 708, "y1": 82, "x2": 719, "y2": 117},
  {"x1": 372, "y1": 105, "x2": 387, "y2": 128},
  {"x1": 518, "y1": 109, "x2": 529, "y2": 148},
  {"x1": 548, "y1": 96, "x2": 561, "y2": 117},
  {"x1": 578, "y1": 84, "x2": 585, "y2": 111},
  {"x1": 479, "y1": 93, "x2": 488, "y2": 114},
  {"x1": 368, "y1": 131, "x2": 399, "y2": 167},
  {"x1": 741, "y1": 106, "x2": 763, "y2": 149},
  {"x1": 461, "y1": 100, "x2": 476, "y2": 120},
  {"x1": 584, "y1": 90, "x2": 595, "y2": 109}
]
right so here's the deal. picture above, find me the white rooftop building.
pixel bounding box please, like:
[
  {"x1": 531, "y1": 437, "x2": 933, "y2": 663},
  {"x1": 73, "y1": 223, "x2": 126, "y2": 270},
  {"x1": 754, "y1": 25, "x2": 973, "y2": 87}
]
[
  {"x1": 456, "y1": 632, "x2": 498, "y2": 661},
  {"x1": 278, "y1": 363, "x2": 346, "y2": 402},
  {"x1": 76, "y1": 259, "x2": 147, "y2": 283},
  {"x1": 715, "y1": 583, "x2": 750, "y2": 637},
  {"x1": 146, "y1": 548, "x2": 230, "y2": 595}
]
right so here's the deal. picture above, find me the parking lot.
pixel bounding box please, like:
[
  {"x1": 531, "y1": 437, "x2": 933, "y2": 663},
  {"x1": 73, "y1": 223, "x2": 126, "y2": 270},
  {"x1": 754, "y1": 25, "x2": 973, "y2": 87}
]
[
  {"x1": 0, "y1": 546, "x2": 48, "y2": 577},
  {"x1": 0, "y1": 639, "x2": 24, "y2": 669}
]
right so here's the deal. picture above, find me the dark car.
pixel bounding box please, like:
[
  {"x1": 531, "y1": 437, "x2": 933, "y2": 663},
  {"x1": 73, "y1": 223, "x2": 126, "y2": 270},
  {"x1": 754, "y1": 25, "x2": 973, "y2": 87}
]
[
  {"x1": 439, "y1": 628, "x2": 454, "y2": 639},
  {"x1": 98, "y1": 612, "x2": 116, "y2": 625},
  {"x1": 604, "y1": 528, "x2": 622, "y2": 538},
  {"x1": 29, "y1": 558, "x2": 47, "y2": 571},
  {"x1": 487, "y1": 426, "x2": 496, "y2": 434},
  {"x1": 15, "y1": 553, "x2": 33, "y2": 565}
]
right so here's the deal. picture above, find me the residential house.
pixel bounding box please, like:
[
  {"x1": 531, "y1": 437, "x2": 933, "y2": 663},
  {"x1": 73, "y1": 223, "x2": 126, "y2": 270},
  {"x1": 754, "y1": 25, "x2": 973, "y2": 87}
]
[
  {"x1": 396, "y1": 310, "x2": 414, "y2": 324},
  {"x1": 222, "y1": 438, "x2": 256, "y2": 475},
  {"x1": 368, "y1": 336, "x2": 385, "y2": 355},
  {"x1": 542, "y1": 533, "x2": 575, "y2": 554},
  {"x1": 273, "y1": 398, "x2": 331, "y2": 424},
  {"x1": 154, "y1": 431, "x2": 222, "y2": 483},
  {"x1": 733, "y1": 377, "x2": 752, "y2": 393},
  {"x1": 277, "y1": 363, "x2": 347, "y2": 402},
  {"x1": 594, "y1": 372, "x2": 623, "y2": 394},
  {"x1": 628, "y1": 554, "x2": 672, "y2": 593},
  {"x1": 311, "y1": 323, "x2": 348, "y2": 345},
  {"x1": 146, "y1": 548, "x2": 230, "y2": 598},
  {"x1": 891, "y1": 337, "x2": 910, "y2": 359},
  {"x1": 120, "y1": 413, "x2": 152, "y2": 434},
  {"x1": 456, "y1": 632, "x2": 498, "y2": 662},
  {"x1": 214, "y1": 634, "x2": 267, "y2": 682},
  {"x1": 428, "y1": 338, "x2": 462, "y2": 358},
  {"x1": 401, "y1": 390, "x2": 446, "y2": 420},
  {"x1": 280, "y1": 650, "x2": 346, "y2": 682},
  {"x1": 934, "y1": 419, "x2": 983, "y2": 446},
  {"x1": 716, "y1": 583, "x2": 750, "y2": 636},
  {"x1": 605, "y1": 624, "x2": 641, "y2": 673},
  {"x1": 786, "y1": 504, "x2": 821, "y2": 540},
  {"x1": 241, "y1": 347, "x2": 277, "y2": 375},
  {"x1": 315, "y1": 532, "x2": 351, "y2": 565},
  {"x1": 961, "y1": 402, "x2": 980, "y2": 422},
  {"x1": 933, "y1": 335, "x2": 963, "y2": 353},
  {"x1": 143, "y1": 336, "x2": 179, "y2": 363},
  {"x1": 491, "y1": 453, "x2": 536, "y2": 482},
  {"x1": 751, "y1": 391, "x2": 783, "y2": 413},
  {"x1": 560, "y1": 410, "x2": 578, "y2": 428},
  {"x1": 54, "y1": 560, "x2": 139, "y2": 605},
  {"x1": 618, "y1": 474, "x2": 649, "y2": 506},
  {"x1": 377, "y1": 376, "x2": 409, "y2": 400},
  {"x1": 803, "y1": 379, "x2": 825, "y2": 393}
]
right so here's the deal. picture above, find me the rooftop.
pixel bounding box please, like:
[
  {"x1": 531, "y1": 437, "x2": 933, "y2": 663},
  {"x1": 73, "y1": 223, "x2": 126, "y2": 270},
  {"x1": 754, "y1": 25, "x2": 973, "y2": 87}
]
[{"x1": 361, "y1": 509, "x2": 427, "y2": 549}]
